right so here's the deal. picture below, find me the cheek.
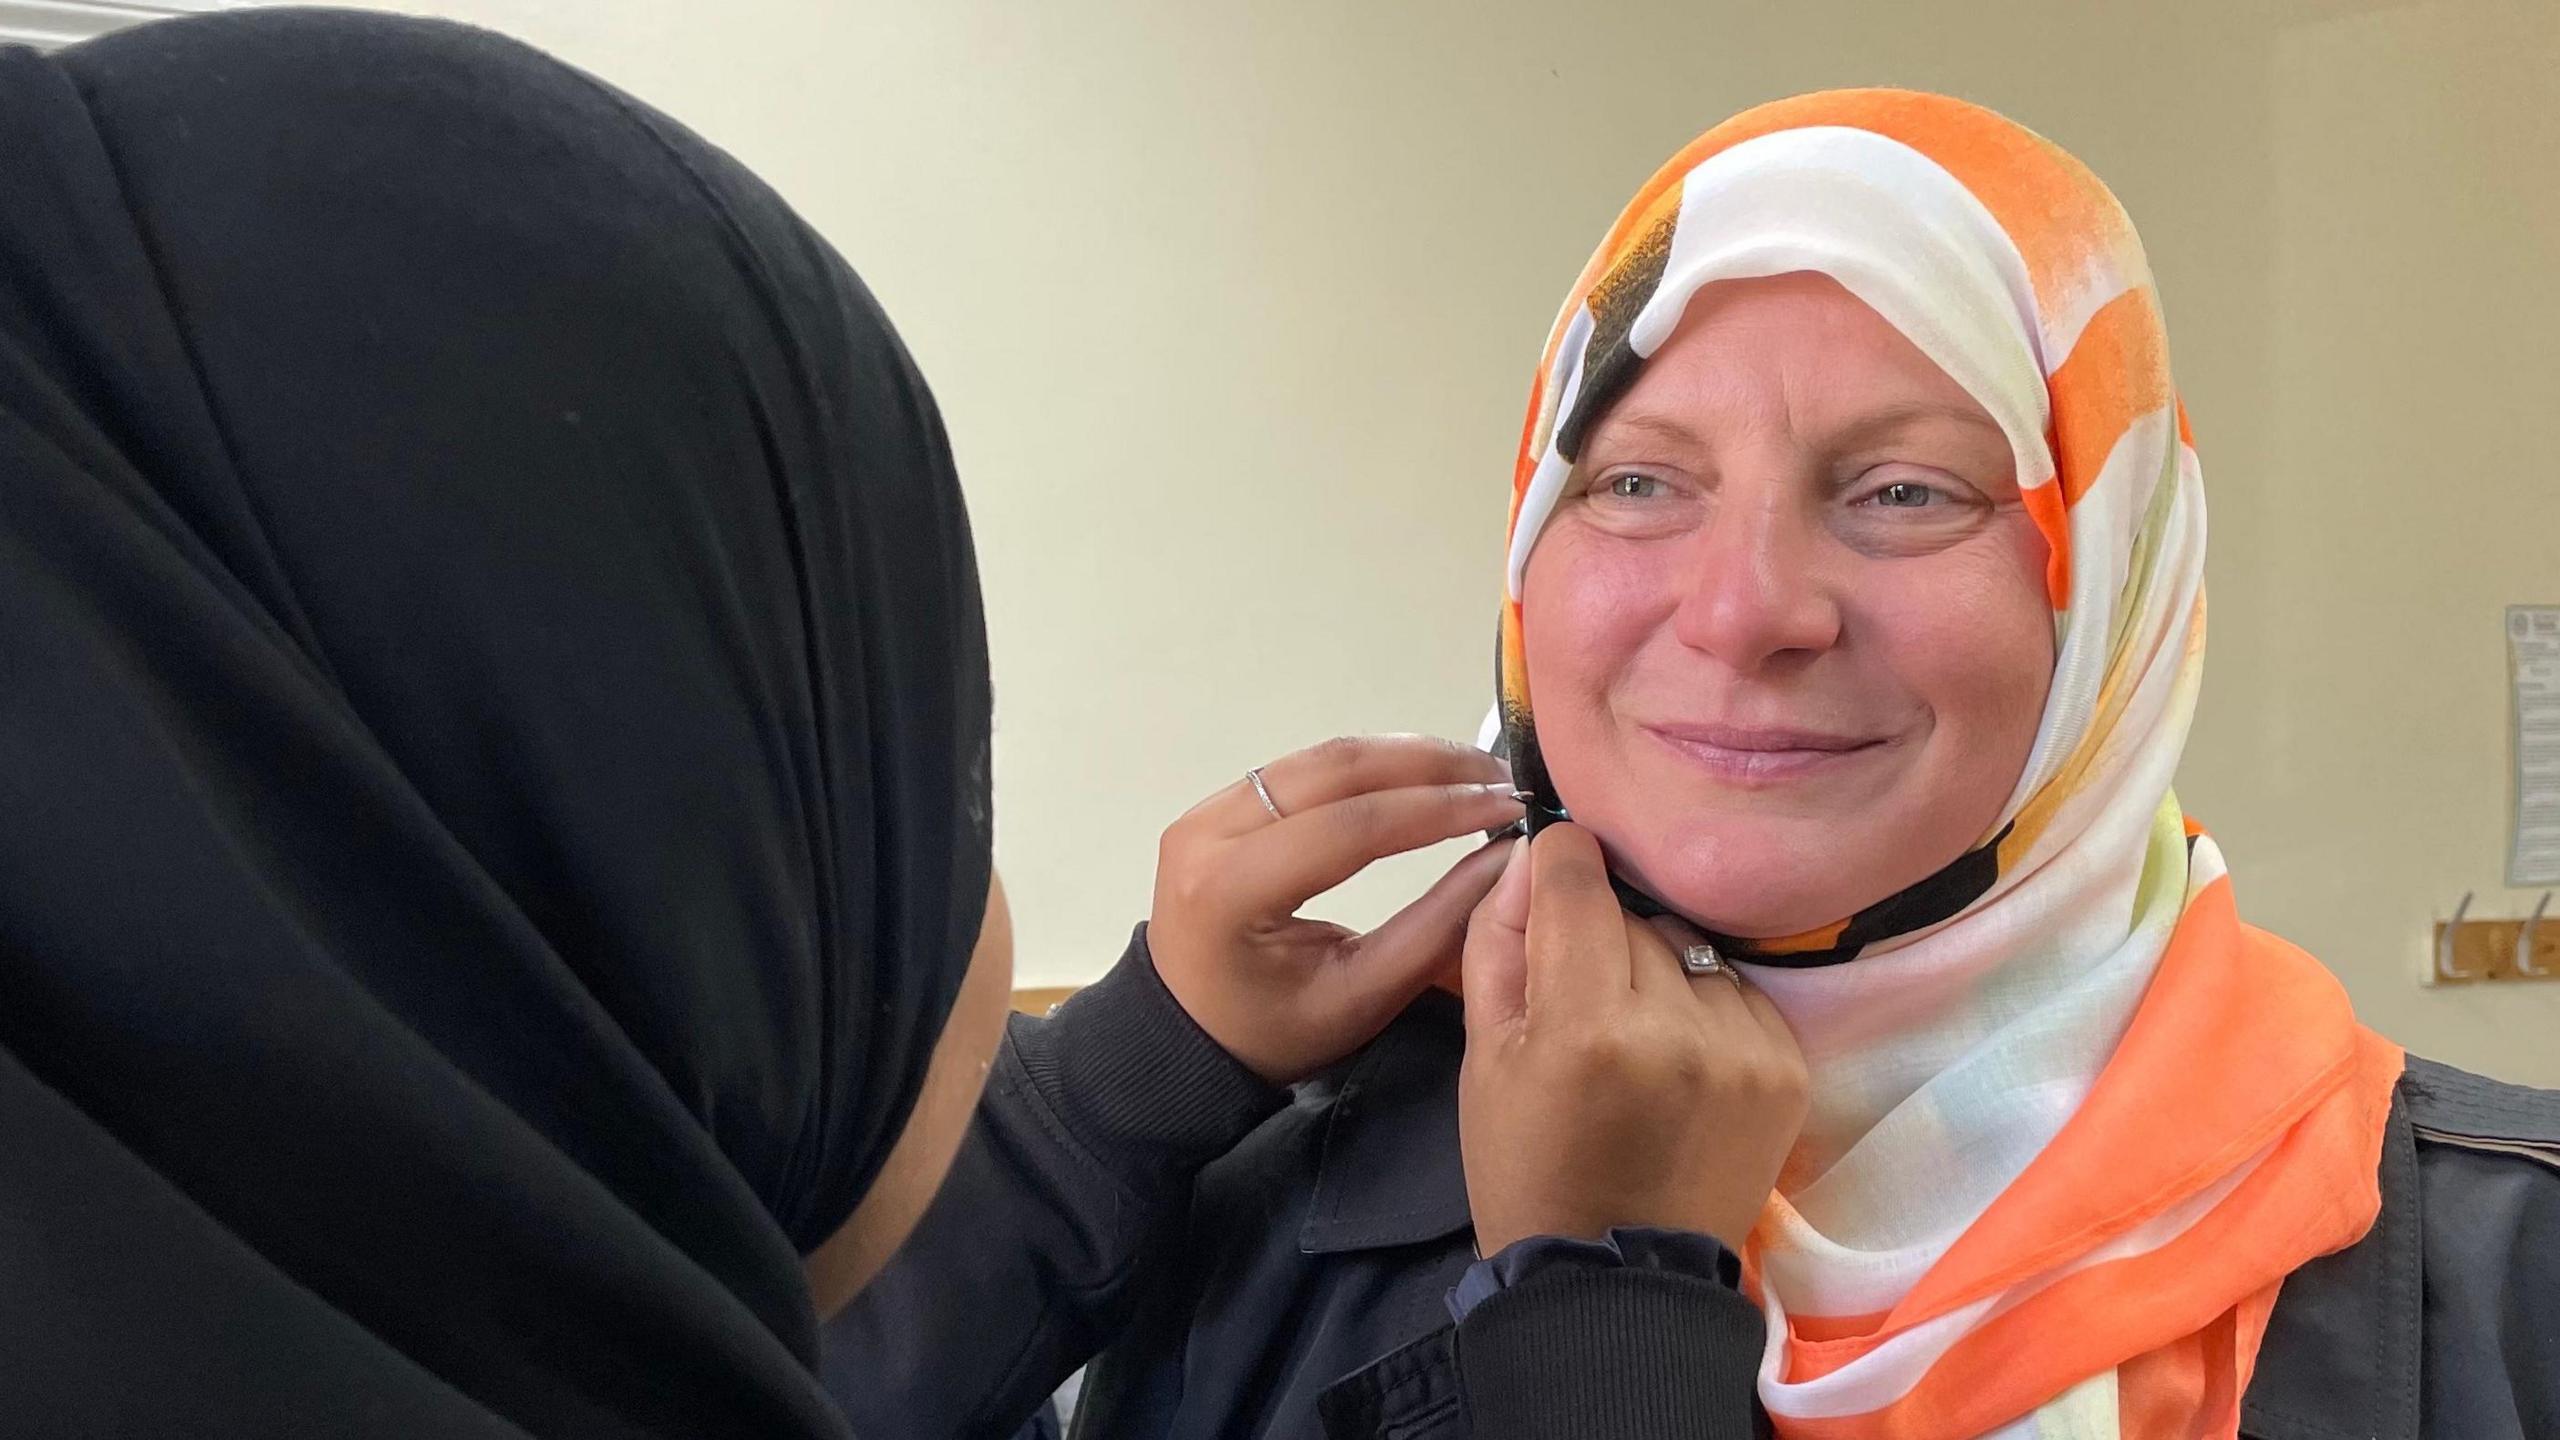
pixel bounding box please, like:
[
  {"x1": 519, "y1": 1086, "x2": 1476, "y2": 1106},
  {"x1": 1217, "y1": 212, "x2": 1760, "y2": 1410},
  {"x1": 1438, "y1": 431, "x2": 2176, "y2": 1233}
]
[
  {"x1": 1982, "y1": 521, "x2": 2059, "y2": 720},
  {"x1": 1519, "y1": 530, "x2": 1668, "y2": 718},
  {"x1": 1870, "y1": 534, "x2": 2055, "y2": 747}
]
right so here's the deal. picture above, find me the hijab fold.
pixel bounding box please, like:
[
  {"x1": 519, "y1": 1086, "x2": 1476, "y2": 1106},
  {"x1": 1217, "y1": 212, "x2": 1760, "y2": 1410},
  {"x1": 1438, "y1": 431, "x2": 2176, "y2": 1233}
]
[
  {"x1": 1494, "y1": 90, "x2": 2401, "y2": 1440},
  {"x1": 0, "y1": 13, "x2": 989, "y2": 1436}
]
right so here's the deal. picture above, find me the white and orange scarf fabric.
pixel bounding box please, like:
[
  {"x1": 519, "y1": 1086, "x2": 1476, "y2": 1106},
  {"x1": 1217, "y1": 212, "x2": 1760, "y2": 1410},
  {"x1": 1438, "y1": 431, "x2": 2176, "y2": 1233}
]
[{"x1": 1489, "y1": 90, "x2": 2405, "y2": 1440}]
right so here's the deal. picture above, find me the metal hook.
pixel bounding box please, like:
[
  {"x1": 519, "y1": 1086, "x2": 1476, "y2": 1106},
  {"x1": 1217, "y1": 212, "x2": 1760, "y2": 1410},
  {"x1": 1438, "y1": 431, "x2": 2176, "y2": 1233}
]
[
  {"x1": 2435, "y1": 891, "x2": 2476, "y2": 982},
  {"x1": 2520, "y1": 891, "x2": 2553, "y2": 978}
]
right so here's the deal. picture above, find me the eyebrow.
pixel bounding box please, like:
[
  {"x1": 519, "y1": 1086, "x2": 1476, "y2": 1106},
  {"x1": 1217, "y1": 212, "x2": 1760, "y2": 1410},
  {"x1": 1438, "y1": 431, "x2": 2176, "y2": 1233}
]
[
  {"x1": 1583, "y1": 398, "x2": 2007, "y2": 455},
  {"x1": 1581, "y1": 410, "x2": 1706, "y2": 452},
  {"x1": 1831, "y1": 399, "x2": 2009, "y2": 449}
]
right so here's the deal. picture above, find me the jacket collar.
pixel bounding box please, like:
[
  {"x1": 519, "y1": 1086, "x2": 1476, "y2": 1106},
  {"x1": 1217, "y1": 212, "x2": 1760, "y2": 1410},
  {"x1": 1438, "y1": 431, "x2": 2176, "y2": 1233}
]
[
  {"x1": 2239, "y1": 1077, "x2": 2422, "y2": 1440},
  {"x1": 1298, "y1": 993, "x2": 2423, "y2": 1440}
]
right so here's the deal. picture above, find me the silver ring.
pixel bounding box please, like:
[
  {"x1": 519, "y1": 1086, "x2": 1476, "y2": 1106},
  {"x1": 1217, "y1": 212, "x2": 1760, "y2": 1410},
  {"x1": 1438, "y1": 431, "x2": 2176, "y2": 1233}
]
[
  {"x1": 1246, "y1": 766, "x2": 1285, "y2": 821},
  {"x1": 1683, "y1": 942, "x2": 1744, "y2": 992}
]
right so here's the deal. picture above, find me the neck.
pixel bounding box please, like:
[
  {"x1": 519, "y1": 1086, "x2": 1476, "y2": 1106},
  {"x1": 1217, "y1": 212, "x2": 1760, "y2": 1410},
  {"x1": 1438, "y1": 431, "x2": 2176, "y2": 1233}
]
[{"x1": 1745, "y1": 792, "x2": 2186, "y2": 1216}]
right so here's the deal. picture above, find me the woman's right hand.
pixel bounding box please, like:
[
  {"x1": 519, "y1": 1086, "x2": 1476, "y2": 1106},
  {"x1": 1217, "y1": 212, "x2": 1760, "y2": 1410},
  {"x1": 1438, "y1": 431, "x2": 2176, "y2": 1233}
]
[
  {"x1": 1149, "y1": 735, "x2": 1526, "y2": 1086},
  {"x1": 1457, "y1": 823, "x2": 1807, "y2": 1256}
]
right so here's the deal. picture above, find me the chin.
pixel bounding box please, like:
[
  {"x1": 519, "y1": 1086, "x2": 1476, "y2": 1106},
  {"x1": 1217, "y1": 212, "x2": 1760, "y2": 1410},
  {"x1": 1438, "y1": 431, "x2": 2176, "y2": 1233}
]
[{"x1": 1597, "y1": 821, "x2": 1858, "y2": 940}]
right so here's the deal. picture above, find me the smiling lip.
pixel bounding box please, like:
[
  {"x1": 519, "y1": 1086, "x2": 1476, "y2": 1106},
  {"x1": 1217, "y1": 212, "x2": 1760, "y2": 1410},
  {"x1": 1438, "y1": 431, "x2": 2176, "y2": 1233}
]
[{"x1": 1641, "y1": 722, "x2": 1885, "y2": 786}]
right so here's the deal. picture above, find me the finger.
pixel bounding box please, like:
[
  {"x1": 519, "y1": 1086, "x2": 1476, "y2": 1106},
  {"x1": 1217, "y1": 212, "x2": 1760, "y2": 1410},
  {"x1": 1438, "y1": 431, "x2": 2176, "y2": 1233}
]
[
  {"x1": 1223, "y1": 781, "x2": 1525, "y2": 919},
  {"x1": 1461, "y1": 837, "x2": 1532, "y2": 1038},
  {"x1": 1628, "y1": 912, "x2": 1752, "y2": 1014},
  {"x1": 1324, "y1": 836, "x2": 1514, "y2": 1027},
  {"x1": 1642, "y1": 911, "x2": 1709, "y2": 953},
  {"x1": 1211, "y1": 734, "x2": 1511, "y2": 837},
  {"x1": 1626, "y1": 910, "x2": 1697, "y2": 1003},
  {"x1": 1523, "y1": 823, "x2": 1630, "y2": 1021}
]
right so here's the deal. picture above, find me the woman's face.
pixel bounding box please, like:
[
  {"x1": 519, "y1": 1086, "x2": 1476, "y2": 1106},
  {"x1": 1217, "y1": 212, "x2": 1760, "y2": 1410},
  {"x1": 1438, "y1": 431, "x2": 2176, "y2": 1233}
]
[{"x1": 1522, "y1": 272, "x2": 2053, "y2": 939}]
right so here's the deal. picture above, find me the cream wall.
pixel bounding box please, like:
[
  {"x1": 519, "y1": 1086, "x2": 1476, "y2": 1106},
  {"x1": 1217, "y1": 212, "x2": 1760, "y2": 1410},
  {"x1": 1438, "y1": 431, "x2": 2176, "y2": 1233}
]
[{"x1": 323, "y1": 0, "x2": 2560, "y2": 1083}]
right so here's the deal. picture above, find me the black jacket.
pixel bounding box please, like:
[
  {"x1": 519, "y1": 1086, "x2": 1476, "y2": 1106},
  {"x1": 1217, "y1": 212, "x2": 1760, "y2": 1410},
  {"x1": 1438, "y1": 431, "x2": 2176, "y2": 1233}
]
[{"x1": 826, "y1": 930, "x2": 2560, "y2": 1439}]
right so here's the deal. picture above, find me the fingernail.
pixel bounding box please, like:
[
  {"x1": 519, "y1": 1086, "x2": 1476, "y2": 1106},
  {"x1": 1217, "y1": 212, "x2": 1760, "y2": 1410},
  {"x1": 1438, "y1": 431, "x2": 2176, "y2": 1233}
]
[
  {"x1": 1478, "y1": 783, "x2": 1530, "y2": 802},
  {"x1": 1509, "y1": 788, "x2": 1534, "y2": 804}
]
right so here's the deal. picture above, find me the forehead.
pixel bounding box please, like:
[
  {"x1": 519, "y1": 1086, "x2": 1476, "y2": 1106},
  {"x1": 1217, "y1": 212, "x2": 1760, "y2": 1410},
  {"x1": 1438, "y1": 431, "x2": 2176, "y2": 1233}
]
[{"x1": 1594, "y1": 273, "x2": 1999, "y2": 440}]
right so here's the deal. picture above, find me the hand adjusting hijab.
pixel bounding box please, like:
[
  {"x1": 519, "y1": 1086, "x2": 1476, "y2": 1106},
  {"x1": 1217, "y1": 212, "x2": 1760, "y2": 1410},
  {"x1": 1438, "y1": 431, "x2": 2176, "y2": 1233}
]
[
  {"x1": 1494, "y1": 92, "x2": 2404, "y2": 1439},
  {"x1": 0, "y1": 12, "x2": 989, "y2": 1437}
]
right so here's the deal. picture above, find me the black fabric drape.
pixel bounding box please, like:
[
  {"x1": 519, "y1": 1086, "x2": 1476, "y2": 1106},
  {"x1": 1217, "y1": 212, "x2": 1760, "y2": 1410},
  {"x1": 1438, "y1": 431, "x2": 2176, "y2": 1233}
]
[{"x1": 0, "y1": 10, "x2": 990, "y2": 1435}]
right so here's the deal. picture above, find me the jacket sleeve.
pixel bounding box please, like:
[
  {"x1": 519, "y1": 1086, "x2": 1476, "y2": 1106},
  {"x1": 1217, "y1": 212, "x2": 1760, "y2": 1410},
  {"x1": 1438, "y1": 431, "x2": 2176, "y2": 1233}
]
[
  {"x1": 819, "y1": 927, "x2": 1288, "y2": 1439},
  {"x1": 1451, "y1": 1241, "x2": 1767, "y2": 1440}
]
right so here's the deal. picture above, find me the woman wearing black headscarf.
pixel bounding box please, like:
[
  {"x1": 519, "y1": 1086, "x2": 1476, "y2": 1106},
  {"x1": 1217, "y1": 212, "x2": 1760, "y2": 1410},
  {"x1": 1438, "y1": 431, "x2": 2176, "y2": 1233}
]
[{"x1": 0, "y1": 11, "x2": 1011, "y2": 1435}]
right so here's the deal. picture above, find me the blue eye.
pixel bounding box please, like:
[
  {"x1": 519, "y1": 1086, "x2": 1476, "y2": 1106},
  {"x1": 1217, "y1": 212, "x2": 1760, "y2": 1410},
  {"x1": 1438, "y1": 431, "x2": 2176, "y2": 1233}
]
[
  {"x1": 1605, "y1": 473, "x2": 1665, "y2": 500},
  {"x1": 1871, "y1": 480, "x2": 1939, "y2": 508}
]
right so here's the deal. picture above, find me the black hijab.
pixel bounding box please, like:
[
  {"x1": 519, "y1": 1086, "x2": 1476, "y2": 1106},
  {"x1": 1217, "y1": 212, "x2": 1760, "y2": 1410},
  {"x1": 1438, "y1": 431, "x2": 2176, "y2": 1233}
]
[{"x1": 0, "y1": 10, "x2": 989, "y2": 1435}]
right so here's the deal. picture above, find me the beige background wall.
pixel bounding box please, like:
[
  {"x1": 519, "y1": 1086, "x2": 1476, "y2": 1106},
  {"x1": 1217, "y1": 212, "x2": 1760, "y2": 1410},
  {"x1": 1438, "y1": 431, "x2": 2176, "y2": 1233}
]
[{"x1": 321, "y1": 0, "x2": 2560, "y2": 1083}]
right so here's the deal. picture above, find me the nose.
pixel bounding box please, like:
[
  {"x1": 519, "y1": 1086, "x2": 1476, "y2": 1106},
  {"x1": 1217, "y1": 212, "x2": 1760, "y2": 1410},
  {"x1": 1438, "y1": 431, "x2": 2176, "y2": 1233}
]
[{"x1": 1668, "y1": 481, "x2": 1842, "y2": 672}]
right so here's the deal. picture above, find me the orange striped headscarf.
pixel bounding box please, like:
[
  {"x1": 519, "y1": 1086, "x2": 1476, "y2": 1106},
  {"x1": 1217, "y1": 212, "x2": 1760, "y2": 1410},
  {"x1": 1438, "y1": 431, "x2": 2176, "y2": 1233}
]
[{"x1": 1493, "y1": 91, "x2": 2404, "y2": 1439}]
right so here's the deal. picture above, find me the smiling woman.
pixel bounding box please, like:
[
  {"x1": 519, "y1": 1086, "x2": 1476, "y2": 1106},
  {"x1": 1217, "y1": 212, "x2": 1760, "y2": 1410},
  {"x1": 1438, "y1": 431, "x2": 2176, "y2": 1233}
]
[{"x1": 1473, "y1": 94, "x2": 2414, "y2": 1434}]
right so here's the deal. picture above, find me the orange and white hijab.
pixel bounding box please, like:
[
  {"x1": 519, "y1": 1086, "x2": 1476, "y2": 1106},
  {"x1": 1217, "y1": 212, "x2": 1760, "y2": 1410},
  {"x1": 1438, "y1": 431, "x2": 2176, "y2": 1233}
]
[{"x1": 1490, "y1": 91, "x2": 2404, "y2": 1439}]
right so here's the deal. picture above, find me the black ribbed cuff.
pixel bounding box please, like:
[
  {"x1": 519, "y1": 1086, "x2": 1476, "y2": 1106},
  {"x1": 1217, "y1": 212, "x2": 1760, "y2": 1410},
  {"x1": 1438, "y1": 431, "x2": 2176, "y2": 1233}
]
[
  {"x1": 1454, "y1": 1266, "x2": 1765, "y2": 1439},
  {"x1": 1005, "y1": 924, "x2": 1287, "y2": 1179}
]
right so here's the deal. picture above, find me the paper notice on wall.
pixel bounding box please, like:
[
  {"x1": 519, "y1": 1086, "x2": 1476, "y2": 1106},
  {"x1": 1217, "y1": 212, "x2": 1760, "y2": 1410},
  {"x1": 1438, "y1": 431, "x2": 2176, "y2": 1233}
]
[{"x1": 2509, "y1": 606, "x2": 2560, "y2": 886}]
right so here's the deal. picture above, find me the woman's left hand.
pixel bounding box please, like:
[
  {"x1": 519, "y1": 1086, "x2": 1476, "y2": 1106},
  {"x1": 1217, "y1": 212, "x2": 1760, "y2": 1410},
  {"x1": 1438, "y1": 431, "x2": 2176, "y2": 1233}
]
[{"x1": 1457, "y1": 823, "x2": 1807, "y2": 1256}]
